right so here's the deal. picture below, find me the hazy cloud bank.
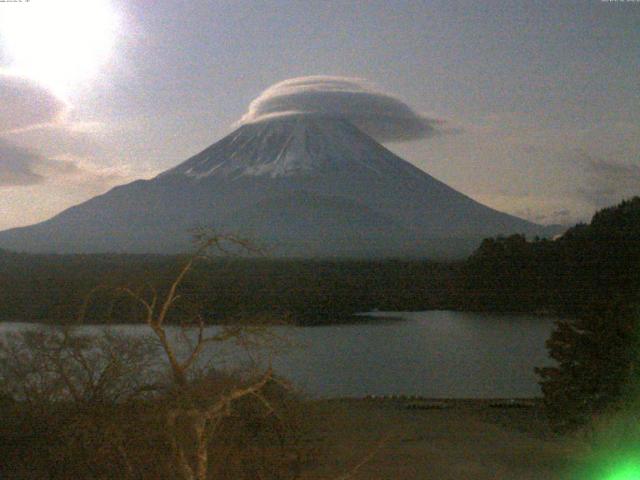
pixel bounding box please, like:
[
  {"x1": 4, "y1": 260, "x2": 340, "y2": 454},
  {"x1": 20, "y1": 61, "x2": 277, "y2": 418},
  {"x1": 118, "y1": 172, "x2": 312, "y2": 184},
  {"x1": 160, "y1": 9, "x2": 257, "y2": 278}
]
[{"x1": 239, "y1": 76, "x2": 444, "y2": 142}]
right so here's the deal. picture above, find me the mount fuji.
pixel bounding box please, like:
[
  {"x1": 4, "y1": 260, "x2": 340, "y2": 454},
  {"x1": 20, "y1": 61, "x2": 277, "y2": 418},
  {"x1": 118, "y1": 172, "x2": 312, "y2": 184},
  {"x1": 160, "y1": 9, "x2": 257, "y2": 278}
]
[{"x1": 0, "y1": 115, "x2": 554, "y2": 258}]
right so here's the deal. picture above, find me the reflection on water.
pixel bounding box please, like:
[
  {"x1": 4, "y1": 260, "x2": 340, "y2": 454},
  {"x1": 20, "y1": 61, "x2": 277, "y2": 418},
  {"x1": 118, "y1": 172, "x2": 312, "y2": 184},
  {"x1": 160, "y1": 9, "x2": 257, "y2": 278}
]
[{"x1": 0, "y1": 311, "x2": 556, "y2": 398}]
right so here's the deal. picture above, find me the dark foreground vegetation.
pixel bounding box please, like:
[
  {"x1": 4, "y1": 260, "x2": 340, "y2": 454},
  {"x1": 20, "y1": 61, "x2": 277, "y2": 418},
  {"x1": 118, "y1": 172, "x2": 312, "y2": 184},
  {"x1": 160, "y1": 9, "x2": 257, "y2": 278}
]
[
  {"x1": 0, "y1": 330, "x2": 311, "y2": 479},
  {"x1": 0, "y1": 240, "x2": 319, "y2": 479},
  {"x1": 0, "y1": 197, "x2": 639, "y2": 478}
]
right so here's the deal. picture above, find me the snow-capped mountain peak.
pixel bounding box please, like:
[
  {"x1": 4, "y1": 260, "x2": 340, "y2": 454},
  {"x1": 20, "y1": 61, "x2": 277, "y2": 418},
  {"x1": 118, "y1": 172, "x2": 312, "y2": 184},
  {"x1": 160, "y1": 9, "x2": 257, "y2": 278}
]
[{"x1": 160, "y1": 114, "x2": 406, "y2": 180}]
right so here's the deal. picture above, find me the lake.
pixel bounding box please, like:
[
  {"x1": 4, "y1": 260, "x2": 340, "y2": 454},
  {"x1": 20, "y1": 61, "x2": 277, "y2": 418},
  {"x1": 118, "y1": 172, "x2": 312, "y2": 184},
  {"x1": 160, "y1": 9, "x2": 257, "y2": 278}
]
[{"x1": 0, "y1": 311, "x2": 557, "y2": 399}]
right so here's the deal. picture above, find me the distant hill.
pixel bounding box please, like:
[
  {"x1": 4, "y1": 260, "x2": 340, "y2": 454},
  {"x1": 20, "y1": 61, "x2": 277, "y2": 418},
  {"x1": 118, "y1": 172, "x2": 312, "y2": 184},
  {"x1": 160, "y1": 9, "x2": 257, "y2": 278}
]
[{"x1": 0, "y1": 114, "x2": 559, "y2": 258}]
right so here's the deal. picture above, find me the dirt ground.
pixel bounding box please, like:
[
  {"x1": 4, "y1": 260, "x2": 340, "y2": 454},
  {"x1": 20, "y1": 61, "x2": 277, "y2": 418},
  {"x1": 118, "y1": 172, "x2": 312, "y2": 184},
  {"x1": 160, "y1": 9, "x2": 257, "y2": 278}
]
[{"x1": 304, "y1": 398, "x2": 583, "y2": 480}]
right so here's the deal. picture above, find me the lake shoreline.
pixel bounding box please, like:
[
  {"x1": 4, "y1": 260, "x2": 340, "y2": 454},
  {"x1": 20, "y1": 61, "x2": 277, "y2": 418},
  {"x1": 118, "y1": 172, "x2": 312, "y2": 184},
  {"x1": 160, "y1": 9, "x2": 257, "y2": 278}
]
[{"x1": 0, "y1": 308, "x2": 561, "y2": 327}]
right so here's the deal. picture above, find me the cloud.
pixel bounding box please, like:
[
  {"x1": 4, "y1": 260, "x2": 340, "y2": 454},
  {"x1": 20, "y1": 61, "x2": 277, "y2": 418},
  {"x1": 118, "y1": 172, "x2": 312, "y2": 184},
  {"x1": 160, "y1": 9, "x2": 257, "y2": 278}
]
[
  {"x1": 0, "y1": 136, "x2": 126, "y2": 189},
  {"x1": 0, "y1": 138, "x2": 93, "y2": 188},
  {"x1": 513, "y1": 206, "x2": 573, "y2": 225},
  {"x1": 576, "y1": 151, "x2": 640, "y2": 208},
  {"x1": 239, "y1": 76, "x2": 444, "y2": 142},
  {"x1": 47, "y1": 155, "x2": 130, "y2": 188},
  {"x1": 0, "y1": 141, "x2": 45, "y2": 186},
  {"x1": 0, "y1": 73, "x2": 68, "y2": 132},
  {"x1": 5, "y1": 122, "x2": 104, "y2": 158}
]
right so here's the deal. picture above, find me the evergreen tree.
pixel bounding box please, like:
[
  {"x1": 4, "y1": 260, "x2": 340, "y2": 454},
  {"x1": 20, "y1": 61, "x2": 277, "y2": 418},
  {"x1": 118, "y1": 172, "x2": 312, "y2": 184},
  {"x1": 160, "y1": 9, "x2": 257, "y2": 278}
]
[
  {"x1": 534, "y1": 197, "x2": 640, "y2": 430},
  {"x1": 536, "y1": 302, "x2": 640, "y2": 431}
]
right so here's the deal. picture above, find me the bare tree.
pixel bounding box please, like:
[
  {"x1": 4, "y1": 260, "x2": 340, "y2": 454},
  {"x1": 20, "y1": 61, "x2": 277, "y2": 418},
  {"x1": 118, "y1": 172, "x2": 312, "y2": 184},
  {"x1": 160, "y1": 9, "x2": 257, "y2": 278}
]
[
  {"x1": 0, "y1": 326, "x2": 157, "y2": 407},
  {"x1": 102, "y1": 233, "x2": 306, "y2": 480},
  {"x1": 0, "y1": 325, "x2": 166, "y2": 479}
]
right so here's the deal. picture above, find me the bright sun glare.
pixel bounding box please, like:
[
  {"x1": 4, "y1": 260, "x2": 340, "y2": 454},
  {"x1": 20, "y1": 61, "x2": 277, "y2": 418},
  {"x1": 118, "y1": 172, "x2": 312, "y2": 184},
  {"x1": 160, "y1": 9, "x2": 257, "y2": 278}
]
[{"x1": 0, "y1": 0, "x2": 119, "y2": 99}]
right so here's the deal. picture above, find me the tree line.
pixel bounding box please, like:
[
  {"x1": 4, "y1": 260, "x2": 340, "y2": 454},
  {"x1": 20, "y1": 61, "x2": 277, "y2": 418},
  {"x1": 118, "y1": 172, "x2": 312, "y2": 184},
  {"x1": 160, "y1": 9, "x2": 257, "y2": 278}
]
[
  {"x1": 0, "y1": 253, "x2": 459, "y2": 324},
  {"x1": 458, "y1": 196, "x2": 640, "y2": 318}
]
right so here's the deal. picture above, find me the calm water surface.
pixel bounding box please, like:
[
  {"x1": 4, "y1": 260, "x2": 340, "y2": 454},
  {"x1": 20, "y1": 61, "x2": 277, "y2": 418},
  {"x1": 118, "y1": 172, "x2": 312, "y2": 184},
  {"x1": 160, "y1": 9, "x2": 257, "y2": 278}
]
[{"x1": 1, "y1": 311, "x2": 557, "y2": 398}]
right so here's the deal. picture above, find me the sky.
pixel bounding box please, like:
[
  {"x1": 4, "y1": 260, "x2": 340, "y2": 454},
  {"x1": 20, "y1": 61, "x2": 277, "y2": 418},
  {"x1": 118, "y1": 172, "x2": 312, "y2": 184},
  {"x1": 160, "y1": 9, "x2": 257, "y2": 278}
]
[{"x1": 0, "y1": 0, "x2": 638, "y2": 230}]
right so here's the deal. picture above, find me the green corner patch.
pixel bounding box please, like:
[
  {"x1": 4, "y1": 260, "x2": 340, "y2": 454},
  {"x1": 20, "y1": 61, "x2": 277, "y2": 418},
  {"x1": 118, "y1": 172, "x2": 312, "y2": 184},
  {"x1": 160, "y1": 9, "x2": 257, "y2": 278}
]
[{"x1": 603, "y1": 460, "x2": 640, "y2": 480}]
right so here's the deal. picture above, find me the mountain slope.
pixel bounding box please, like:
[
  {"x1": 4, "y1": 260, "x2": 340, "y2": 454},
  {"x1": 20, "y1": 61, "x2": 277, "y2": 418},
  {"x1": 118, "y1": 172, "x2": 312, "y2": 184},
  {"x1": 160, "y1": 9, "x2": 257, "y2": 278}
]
[{"x1": 0, "y1": 115, "x2": 553, "y2": 258}]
